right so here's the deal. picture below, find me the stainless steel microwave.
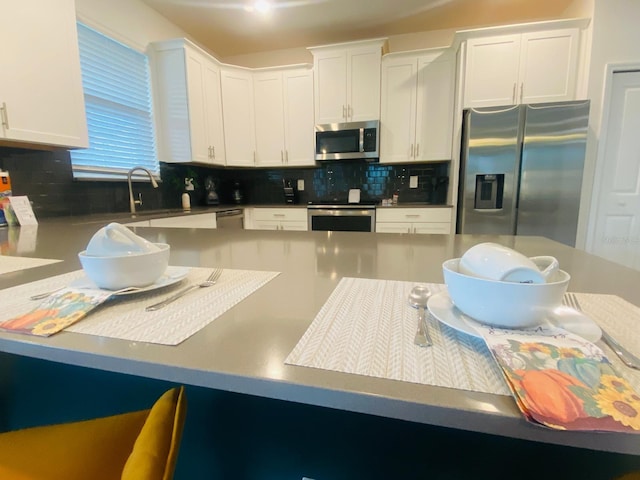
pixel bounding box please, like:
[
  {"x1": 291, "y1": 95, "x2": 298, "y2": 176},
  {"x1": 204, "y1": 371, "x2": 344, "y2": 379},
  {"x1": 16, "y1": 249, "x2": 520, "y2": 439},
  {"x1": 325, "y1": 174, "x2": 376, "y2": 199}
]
[{"x1": 315, "y1": 120, "x2": 379, "y2": 161}]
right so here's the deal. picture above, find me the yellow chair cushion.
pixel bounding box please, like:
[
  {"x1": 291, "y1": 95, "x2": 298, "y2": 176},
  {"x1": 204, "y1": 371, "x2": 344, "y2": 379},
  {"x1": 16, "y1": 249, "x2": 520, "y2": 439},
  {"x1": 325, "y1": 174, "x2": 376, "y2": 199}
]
[
  {"x1": 0, "y1": 386, "x2": 186, "y2": 480},
  {"x1": 122, "y1": 386, "x2": 186, "y2": 480}
]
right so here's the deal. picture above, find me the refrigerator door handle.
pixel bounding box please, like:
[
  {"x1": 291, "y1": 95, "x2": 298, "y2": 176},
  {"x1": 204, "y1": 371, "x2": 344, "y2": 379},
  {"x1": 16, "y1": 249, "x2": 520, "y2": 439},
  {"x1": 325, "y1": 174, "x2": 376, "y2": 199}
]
[{"x1": 473, "y1": 209, "x2": 503, "y2": 213}]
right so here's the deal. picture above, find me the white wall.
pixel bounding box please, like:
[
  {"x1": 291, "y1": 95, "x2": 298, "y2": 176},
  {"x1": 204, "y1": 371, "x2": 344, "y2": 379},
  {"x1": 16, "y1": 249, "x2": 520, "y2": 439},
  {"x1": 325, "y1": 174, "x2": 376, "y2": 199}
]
[
  {"x1": 75, "y1": 0, "x2": 189, "y2": 52},
  {"x1": 576, "y1": 0, "x2": 640, "y2": 249}
]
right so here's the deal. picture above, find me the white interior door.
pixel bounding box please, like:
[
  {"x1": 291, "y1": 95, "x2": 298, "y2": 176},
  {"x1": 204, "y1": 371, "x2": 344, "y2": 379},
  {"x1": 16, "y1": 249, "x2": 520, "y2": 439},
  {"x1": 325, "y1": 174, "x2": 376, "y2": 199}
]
[{"x1": 591, "y1": 70, "x2": 640, "y2": 270}]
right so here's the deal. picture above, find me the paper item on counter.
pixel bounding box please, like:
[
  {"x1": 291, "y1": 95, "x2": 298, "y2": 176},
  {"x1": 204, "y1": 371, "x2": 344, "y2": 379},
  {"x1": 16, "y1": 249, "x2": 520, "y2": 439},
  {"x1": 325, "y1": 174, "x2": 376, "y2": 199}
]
[
  {"x1": 348, "y1": 189, "x2": 361, "y2": 204},
  {"x1": 474, "y1": 322, "x2": 640, "y2": 433},
  {"x1": 0, "y1": 287, "x2": 113, "y2": 337},
  {"x1": 8, "y1": 196, "x2": 37, "y2": 225}
]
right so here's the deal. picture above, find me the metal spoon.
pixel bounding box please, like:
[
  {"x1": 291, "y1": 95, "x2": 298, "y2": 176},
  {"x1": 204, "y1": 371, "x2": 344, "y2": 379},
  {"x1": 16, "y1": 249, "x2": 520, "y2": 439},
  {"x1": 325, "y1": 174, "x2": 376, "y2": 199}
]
[{"x1": 409, "y1": 285, "x2": 433, "y2": 347}]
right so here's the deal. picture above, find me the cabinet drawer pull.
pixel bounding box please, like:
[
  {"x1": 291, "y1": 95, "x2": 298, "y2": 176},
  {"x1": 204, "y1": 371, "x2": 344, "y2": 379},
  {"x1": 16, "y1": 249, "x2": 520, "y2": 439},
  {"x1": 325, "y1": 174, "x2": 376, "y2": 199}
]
[
  {"x1": 285, "y1": 150, "x2": 289, "y2": 164},
  {"x1": 405, "y1": 214, "x2": 420, "y2": 218},
  {"x1": 347, "y1": 104, "x2": 352, "y2": 119},
  {"x1": 342, "y1": 105, "x2": 347, "y2": 119},
  {"x1": 512, "y1": 83, "x2": 516, "y2": 104},
  {"x1": 415, "y1": 143, "x2": 419, "y2": 157},
  {"x1": 212, "y1": 145, "x2": 216, "y2": 159},
  {"x1": 273, "y1": 213, "x2": 286, "y2": 217},
  {"x1": 410, "y1": 144, "x2": 414, "y2": 158},
  {"x1": 281, "y1": 150, "x2": 284, "y2": 162}
]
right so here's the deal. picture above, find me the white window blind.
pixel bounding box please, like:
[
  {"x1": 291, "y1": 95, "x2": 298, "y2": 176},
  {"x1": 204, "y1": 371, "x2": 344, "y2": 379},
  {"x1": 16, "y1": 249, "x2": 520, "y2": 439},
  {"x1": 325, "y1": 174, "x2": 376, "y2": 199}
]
[{"x1": 71, "y1": 23, "x2": 159, "y2": 181}]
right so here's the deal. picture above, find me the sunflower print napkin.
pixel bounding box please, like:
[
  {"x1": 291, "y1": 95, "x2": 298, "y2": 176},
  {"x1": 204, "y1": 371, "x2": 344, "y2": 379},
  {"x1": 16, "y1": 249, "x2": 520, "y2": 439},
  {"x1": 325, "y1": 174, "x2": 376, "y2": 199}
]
[
  {"x1": 0, "y1": 288, "x2": 113, "y2": 337},
  {"x1": 473, "y1": 323, "x2": 640, "y2": 432}
]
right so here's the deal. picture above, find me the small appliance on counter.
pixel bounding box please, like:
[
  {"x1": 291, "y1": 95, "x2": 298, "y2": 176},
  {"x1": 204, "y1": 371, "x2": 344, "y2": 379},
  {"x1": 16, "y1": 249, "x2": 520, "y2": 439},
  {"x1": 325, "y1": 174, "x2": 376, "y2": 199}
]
[
  {"x1": 283, "y1": 180, "x2": 296, "y2": 204},
  {"x1": 204, "y1": 177, "x2": 219, "y2": 205},
  {"x1": 232, "y1": 181, "x2": 244, "y2": 204}
]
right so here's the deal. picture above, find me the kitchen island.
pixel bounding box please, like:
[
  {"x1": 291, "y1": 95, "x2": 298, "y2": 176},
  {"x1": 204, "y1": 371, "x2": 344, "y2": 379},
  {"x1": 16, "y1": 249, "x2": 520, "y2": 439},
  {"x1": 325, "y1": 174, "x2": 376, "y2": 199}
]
[{"x1": 0, "y1": 221, "x2": 639, "y2": 479}]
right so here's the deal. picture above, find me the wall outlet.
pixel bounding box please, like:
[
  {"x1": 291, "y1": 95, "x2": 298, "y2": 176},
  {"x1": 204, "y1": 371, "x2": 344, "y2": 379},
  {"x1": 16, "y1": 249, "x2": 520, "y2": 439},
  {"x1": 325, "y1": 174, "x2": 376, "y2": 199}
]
[
  {"x1": 297, "y1": 179, "x2": 305, "y2": 191},
  {"x1": 409, "y1": 176, "x2": 418, "y2": 188}
]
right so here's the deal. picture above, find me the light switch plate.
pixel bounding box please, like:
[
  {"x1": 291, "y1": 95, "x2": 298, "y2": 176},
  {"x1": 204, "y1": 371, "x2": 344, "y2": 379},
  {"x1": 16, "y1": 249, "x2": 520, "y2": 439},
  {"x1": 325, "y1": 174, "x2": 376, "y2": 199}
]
[
  {"x1": 409, "y1": 176, "x2": 418, "y2": 188},
  {"x1": 297, "y1": 179, "x2": 304, "y2": 191}
]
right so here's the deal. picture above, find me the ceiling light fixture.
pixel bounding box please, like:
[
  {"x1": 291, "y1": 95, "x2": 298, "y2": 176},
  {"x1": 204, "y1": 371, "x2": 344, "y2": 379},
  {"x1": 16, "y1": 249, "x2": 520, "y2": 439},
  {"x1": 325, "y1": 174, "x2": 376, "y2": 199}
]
[{"x1": 244, "y1": 0, "x2": 273, "y2": 13}]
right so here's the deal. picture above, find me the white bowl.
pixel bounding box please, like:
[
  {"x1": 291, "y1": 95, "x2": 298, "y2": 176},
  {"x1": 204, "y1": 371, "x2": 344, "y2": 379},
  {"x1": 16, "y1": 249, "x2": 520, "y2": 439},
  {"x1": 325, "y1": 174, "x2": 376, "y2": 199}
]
[
  {"x1": 443, "y1": 258, "x2": 570, "y2": 328},
  {"x1": 78, "y1": 243, "x2": 170, "y2": 290}
]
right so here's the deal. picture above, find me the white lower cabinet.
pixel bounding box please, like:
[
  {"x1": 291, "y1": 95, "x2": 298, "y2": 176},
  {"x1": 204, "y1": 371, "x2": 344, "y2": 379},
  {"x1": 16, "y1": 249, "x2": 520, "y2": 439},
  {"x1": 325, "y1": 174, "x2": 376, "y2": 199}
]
[
  {"x1": 376, "y1": 208, "x2": 452, "y2": 234},
  {"x1": 245, "y1": 208, "x2": 308, "y2": 231}
]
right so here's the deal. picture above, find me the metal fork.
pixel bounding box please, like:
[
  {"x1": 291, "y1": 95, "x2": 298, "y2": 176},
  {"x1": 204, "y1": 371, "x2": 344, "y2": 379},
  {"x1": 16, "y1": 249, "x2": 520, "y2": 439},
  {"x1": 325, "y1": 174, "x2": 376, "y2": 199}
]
[
  {"x1": 145, "y1": 268, "x2": 222, "y2": 311},
  {"x1": 565, "y1": 292, "x2": 640, "y2": 370}
]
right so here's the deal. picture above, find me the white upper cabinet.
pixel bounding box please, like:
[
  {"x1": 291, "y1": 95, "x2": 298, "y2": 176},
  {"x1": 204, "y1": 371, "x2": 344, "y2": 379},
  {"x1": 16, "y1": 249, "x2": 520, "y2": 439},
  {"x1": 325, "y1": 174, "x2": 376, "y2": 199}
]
[
  {"x1": 463, "y1": 28, "x2": 580, "y2": 108},
  {"x1": 0, "y1": 0, "x2": 87, "y2": 148},
  {"x1": 151, "y1": 39, "x2": 225, "y2": 166},
  {"x1": 380, "y1": 50, "x2": 454, "y2": 163},
  {"x1": 253, "y1": 68, "x2": 315, "y2": 167},
  {"x1": 283, "y1": 68, "x2": 315, "y2": 166},
  {"x1": 221, "y1": 67, "x2": 256, "y2": 167},
  {"x1": 310, "y1": 39, "x2": 385, "y2": 124}
]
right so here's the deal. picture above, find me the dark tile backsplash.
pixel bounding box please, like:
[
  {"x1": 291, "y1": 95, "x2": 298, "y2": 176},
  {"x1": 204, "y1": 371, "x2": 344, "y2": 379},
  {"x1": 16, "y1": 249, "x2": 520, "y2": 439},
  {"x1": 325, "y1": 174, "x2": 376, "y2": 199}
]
[{"x1": 0, "y1": 146, "x2": 449, "y2": 218}]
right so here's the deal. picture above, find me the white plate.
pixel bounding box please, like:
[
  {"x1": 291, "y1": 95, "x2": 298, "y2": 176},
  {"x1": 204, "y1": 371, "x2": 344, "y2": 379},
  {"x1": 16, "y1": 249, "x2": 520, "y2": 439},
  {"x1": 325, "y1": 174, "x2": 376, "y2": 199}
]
[
  {"x1": 69, "y1": 266, "x2": 190, "y2": 296},
  {"x1": 427, "y1": 291, "x2": 602, "y2": 343}
]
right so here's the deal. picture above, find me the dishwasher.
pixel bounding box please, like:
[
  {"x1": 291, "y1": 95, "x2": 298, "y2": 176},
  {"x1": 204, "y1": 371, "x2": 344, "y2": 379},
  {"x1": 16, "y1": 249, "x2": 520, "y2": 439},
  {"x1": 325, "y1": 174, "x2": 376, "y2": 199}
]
[{"x1": 216, "y1": 208, "x2": 244, "y2": 229}]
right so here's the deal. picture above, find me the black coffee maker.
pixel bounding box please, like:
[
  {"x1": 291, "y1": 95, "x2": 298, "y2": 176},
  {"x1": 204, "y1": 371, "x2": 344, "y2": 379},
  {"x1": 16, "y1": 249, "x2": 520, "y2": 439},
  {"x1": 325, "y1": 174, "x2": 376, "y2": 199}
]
[
  {"x1": 205, "y1": 177, "x2": 219, "y2": 205},
  {"x1": 232, "y1": 181, "x2": 243, "y2": 204},
  {"x1": 283, "y1": 179, "x2": 296, "y2": 204}
]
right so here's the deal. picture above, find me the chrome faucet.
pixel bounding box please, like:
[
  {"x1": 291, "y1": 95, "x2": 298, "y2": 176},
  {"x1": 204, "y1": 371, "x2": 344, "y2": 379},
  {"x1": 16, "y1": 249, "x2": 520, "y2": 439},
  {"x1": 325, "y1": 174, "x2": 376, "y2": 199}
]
[{"x1": 127, "y1": 166, "x2": 159, "y2": 214}]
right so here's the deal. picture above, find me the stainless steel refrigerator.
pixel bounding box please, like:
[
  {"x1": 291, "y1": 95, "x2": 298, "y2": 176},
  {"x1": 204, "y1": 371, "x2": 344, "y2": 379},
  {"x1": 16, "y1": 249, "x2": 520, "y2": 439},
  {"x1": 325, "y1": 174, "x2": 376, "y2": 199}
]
[{"x1": 456, "y1": 100, "x2": 590, "y2": 246}]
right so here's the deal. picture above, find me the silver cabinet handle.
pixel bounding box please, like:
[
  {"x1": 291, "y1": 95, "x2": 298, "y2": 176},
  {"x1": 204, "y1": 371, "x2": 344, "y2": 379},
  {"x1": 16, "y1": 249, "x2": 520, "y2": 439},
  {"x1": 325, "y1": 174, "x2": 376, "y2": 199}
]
[
  {"x1": 415, "y1": 143, "x2": 420, "y2": 157},
  {"x1": 253, "y1": 151, "x2": 256, "y2": 165},
  {"x1": 285, "y1": 150, "x2": 289, "y2": 164},
  {"x1": 0, "y1": 102, "x2": 8, "y2": 129},
  {"x1": 410, "y1": 144, "x2": 414, "y2": 158},
  {"x1": 405, "y1": 214, "x2": 420, "y2": 218},
  {"x1": 281, "y1": 150, "x2": 284, "y2": 162},
  {"x1": 348, "y1": 104, "x2": 352, "y2": 119},
  {"x1": 512, "y1": 83, "x2": 516, "y2": 104},
  {"x1": 342, "y1": 105, "x2": 347, "y2": 119},
  {"x1": 520, "y1": 83, "x2": 524, "y2": 103},
  {"x1": 273, "y1": 213, "x2": 285, "y2": 217},
  {"x1": 212, "y1": 145, "x2": 216, "y2": 159}
]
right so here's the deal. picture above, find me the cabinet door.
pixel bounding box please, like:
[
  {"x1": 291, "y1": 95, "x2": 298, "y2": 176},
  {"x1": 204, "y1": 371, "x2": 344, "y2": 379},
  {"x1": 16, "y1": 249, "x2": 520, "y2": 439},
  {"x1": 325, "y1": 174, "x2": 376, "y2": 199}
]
[
  {"x1": 252, "y1": 220, "x2": 282, "y2": 231},
  {"x1": 415, "y1": 55, "x2": 454, "y2": 161},
  {"x1": 184, "y1": 50, "x2": 210, "y2": 164},
  {"x1": 380, "y1": 56, "x2": 417, "y2": 163},
  {"x1": 222, "y1": 68, "x2": 256, "y2": 166},
  {"x1": 347, "y1": 47, "x2": 382, "y2": 121},
  {"x1": 254, "y1": 71, "x2": 286, "y2": 167},
  {"x1": 464, "y1": 34, "x2": 521, "y2": 108},
  {"x1": 0, "y1": 0, "x2": 87, "y2": 147},
  {"x1": 413, "y1": 223, "x2": 452, "y2": 235},
  {"x1": 283, "y1": 69, "x2": 315, "y2": 166},
  {"x1": 519, "y1": 29, "x2": 579, "y2": 104},
  {"x1": 314, "y1": 51, "x2": 347, "y2": 124},
  {"x1": 202, "y1": 59, "x2": 226, "y2": 166},
  {"x1": 376, "y1": 222, "x2": 413, "y2": 234}
]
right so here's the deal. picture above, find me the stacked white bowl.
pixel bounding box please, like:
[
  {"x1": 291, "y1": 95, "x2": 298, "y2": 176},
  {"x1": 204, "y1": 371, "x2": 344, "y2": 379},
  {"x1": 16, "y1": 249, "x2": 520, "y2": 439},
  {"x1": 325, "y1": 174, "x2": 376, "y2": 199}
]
[
  {"x1": 443, "y1": 243, "x2": 570, "y2": 328},
  {"x1": 78, "y1": 223, "x2": 170, "y2": 290}
]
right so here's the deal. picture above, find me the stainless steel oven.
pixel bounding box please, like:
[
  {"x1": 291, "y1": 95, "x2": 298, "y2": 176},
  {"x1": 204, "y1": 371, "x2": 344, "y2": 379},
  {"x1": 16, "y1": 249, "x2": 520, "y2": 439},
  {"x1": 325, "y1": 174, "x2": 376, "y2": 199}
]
[{"x1": 307, "y1": 204, "x2": 376, "y2": 232}]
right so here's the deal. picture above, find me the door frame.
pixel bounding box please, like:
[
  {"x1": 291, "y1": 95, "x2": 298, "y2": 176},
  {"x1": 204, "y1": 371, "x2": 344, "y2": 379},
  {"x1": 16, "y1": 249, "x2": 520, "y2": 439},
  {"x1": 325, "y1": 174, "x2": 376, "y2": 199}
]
[{"x1": 585, "y1": 62, "x2": 640, "y2": 252}]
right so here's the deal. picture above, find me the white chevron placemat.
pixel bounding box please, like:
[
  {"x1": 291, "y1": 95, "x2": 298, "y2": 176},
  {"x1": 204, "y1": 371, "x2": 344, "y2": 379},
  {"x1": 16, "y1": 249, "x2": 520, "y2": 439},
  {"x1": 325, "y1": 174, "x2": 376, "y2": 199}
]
[
  {"x1": 285, "y1": 278, "x2": 640, "y2": 396},
  {"x1": 0, "y1": 267, "x2": 279, "y2": 345},
  {"x1": 0, "y1": 255, "x2": 61, "y2": 275}
]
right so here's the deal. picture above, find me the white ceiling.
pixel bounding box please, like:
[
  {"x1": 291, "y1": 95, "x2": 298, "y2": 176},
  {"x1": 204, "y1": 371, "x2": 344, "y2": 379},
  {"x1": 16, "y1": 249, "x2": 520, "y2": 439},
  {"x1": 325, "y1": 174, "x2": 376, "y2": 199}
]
[{"x1": 141, "y1": 0, "x2": 582, "y2": 57}]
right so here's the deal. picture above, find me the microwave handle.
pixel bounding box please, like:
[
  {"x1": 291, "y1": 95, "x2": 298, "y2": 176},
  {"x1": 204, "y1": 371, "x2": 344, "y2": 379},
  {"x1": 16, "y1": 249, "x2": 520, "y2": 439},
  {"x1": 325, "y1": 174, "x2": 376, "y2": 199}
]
[{"x1": 359, "y1": 128, "x2": 364, "y2": 153}]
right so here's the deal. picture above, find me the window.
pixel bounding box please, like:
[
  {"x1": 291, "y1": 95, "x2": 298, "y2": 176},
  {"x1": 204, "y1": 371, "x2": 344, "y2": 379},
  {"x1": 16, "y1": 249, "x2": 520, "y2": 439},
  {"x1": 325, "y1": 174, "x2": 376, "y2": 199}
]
[{"x1": 71, "y1": 23, "x2": 159, "y2": 181}]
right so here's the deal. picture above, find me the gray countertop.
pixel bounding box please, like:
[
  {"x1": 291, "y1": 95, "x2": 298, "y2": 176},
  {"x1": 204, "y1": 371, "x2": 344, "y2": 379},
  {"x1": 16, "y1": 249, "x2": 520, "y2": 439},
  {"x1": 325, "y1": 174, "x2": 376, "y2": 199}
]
[{"x1": 1, "y1": 220, "x2": 639, "y2": 455}]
